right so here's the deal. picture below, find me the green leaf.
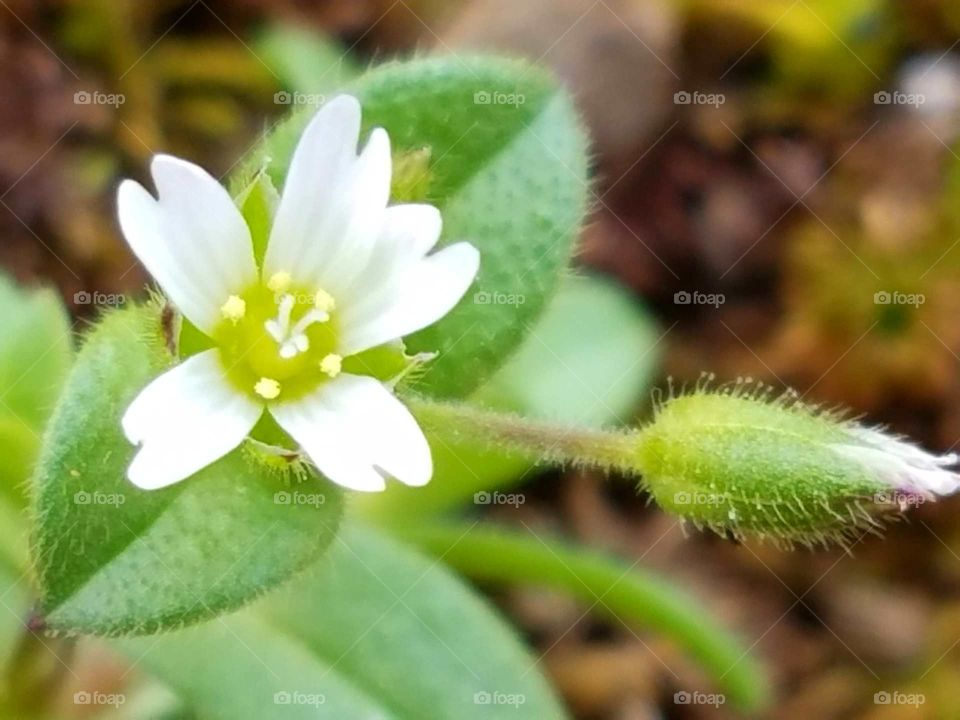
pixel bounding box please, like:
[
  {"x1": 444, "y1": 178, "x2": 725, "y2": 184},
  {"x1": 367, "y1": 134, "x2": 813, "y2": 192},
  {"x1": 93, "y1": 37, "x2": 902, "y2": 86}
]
[
  {"x1": 398, "y1": 521, "x2": 771, "y2": 712},
  {"x1": 0, "y1": 420, "x2": 41, "y2": 509},
  {"x1": 475, "y1": 273, "x2": 659, "y2": 424},
  {"x1": 0, "y1": 274, "x2": 70, "y2": 708},
  {"x1": 255, "y1": 24, "x2": 358, "y2": 96},
  {"x1": 0, "y1": 577, "x2": 31, "y2": 719},
  {"x1": 0, "y1": 277, "x2": 60, "y2": 702},
  {"x1": 116, "y1": 524, "x2": 567, "y2": 719},
  {"x1": 234, "y1": 55, "x2": 590, "y2": 398},
  {"x1": 30, "y1": 304, "x2": 343, "y2": 637},
  {"x1": 0, "y1": 494, "x2": 31, "y2": 713},
  {"x1": 0, "y1": 553, "x2": 29, "y2": 683},
  {"x1": 359, "y1": 274, "x2": 661, "y2": 520},
  {"x1": 0, "y1": 274, "x2": 72, "y2": 505}
]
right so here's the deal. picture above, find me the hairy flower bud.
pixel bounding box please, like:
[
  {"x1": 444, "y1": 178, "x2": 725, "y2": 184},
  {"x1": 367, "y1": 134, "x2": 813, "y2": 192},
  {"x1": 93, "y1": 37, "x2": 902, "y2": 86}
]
[{"x1": 636, "y1": 382, "x2": 960, "y2": 547}]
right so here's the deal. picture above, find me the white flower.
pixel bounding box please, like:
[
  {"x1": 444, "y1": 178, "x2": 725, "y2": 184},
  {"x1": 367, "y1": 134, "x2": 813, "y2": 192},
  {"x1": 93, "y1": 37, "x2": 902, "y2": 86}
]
[
  {"x1": 831, "y1": 425, "x2": 960, "y2": 501},
  {"x1": 117, "y1": 95, "x2": 480, "y2": 492}
]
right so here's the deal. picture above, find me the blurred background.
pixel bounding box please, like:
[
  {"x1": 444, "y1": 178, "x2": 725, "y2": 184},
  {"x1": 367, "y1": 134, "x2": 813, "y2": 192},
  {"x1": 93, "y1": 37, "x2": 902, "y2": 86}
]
[{"x1": 4, "y1": 0, "x2": 960, "y2": 717}]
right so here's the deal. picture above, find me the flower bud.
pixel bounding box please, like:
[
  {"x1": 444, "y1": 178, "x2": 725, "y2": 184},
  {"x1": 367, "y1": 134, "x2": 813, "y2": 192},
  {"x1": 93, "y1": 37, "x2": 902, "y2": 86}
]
[{"x1": 637, "y1": 383, "x2": 960, "y2": 546}]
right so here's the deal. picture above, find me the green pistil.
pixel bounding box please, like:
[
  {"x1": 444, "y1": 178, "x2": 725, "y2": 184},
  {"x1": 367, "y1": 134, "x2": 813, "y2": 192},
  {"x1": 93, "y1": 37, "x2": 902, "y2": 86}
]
[{"x1": 212, "y1": 273, "x2": 341, "y2": 402}]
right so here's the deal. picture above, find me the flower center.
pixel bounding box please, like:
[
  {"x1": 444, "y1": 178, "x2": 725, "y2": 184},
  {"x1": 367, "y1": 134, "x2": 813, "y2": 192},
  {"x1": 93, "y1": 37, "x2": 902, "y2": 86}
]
[
  {"x1": 264, "y1": 293, "x2": 330, "y2": 360},
  {"x1": 213, "y1": 273, "x2": 343, "y2": 402}
]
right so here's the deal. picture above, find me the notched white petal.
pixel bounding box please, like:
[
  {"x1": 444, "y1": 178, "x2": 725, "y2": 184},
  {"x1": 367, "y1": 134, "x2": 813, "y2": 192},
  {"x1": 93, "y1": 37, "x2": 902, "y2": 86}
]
[
  {"x1": 263, "y1": 95, "x2": 366, "y2": 285},
  {"x1": 123, "y1": 350, "x2": 262, "y2": 490},
  {"x1": 117, "y1": 155, "x2": 256, "y2": 335},
  {"x1": 341, "y1": 203, "x2": 444, "y2": 305},
  {"x1": 340, "y1": 241, "x2": 480, "y2": 356},
  {"x1": 382, "y1": 203, "x2": 444, "y2": 259},
  {"x1": 270, "y1": 373, "x2": 432, "y2": 492},
  {"x1": 317, "y1": 127, "x2": 393, "y2": 293}
]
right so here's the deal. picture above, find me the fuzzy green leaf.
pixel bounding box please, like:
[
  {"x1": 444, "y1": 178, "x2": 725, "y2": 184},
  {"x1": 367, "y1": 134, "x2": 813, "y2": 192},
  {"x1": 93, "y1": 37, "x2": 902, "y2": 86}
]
[
  {"x1": 30, "y1": 304, "x2": 343, "y2": 636},
  {"x1": 234, "y1": 55, "x2": 590, "y2": 398},
  {"x1": 117, "y1": 523, "x2": 567, "y2": 719}
]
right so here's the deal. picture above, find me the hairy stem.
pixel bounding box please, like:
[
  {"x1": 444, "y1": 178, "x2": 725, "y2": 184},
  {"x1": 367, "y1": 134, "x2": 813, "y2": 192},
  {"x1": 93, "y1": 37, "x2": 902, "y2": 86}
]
[{"x1": 406, "y1": 396, "x2": 643, "y2": 475}]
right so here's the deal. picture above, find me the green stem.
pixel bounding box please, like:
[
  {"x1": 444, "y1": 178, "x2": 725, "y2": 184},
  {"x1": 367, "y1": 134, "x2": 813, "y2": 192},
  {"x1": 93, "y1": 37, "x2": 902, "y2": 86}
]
[
  {"x1": 406, "y1": 396, "x2": 643, "y2": 475},
  {"x1": 395, "y1": 521, "x2": 770, "y2": 712}
]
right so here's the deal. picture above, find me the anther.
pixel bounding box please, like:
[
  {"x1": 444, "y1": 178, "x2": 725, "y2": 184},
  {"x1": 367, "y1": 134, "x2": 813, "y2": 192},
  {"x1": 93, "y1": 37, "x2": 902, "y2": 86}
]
[
  {"x1": 220, "y1": 295, "x2": 246, "y2": 323},
  {"x1": 320, "y1": 353, "x2": 342, "y2": 378},
  {"x1": 254, "y1": 377, "x2": 281, "y2": 400}
]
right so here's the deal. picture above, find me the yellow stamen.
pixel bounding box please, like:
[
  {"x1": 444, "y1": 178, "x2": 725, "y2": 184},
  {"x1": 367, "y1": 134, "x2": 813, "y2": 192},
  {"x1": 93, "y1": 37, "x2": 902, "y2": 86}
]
[
  {"x1": 320, "y1": 353, "x2": 342, "y2": 378},
  {"x1": 267, "y1": 271, "x2": 293, "y2": 293},
  {"x1": 314, "y1": 289, "x2": 336, "y2": 312},
  {"x1": 220, "y1": 295, "x2": 246, "y2": 323},
  {"x1": 254, "y1": 377, "x2": 281, "y2": 400}
]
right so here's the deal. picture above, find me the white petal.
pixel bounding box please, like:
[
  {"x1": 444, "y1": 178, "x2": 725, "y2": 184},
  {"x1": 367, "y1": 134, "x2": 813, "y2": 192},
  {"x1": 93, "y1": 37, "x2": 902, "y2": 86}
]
[
  {"x1": 117, "y1": 155, "x2": 257, "y2": 335},
  {"x1": 270, "y1": 374, "x2": 431, "y2": 491},
  {"x1": 848, "y1": 426, "x2": 958, "y2": 469},
  {"x1": 832, "y1": 443, "x2": 955, "y2": 497},
  {"x1": 122, "y1": 350, "x2": 262, "y2": 490},
  {"x1": 340, "y1": 203, "x2": 443, "y2": 307},
  {"x1": 264, "y1": 96, "x2": 393, "y2": 294},
  {"x1": 832, "y1": 424, "x2": 960, "y2": 499},
  {"x1": 263, "y1": 96, "x2": 361, "y2": 283},
  {"x1": 906, "y1": 466, "x2": 960, "y2": 495},
  {"x1": 316, "y1": 127, "x2": 392, "y2": 293},
  {"x1": 380, "y1": 203, "x2": 444, "y2": 259},
  {"x1": 339, "y1": 242, "x2": 480, "y2": 355}
]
